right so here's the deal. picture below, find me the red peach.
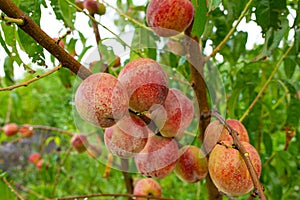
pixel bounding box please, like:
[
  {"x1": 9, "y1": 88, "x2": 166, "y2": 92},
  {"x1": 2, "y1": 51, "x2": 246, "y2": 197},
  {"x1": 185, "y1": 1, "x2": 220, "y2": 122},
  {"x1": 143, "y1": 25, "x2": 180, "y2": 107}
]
[
  {"x1": 75, "y1": 73, "x2": 129, "y2": 128},
  {"x1": 146, "y1": 0, "x2": 194, "y2": 37},
  {"x1": 208, "y1": 141, "x2": 262, "y2": 196},
  {"x1": 104, "y1": 114, "x2": 149, "y2": 158},
  {"x1": 133, "y1": 178, "x2": 162, "y2": 200},
  {"x1": 134, "y1": 135, "x2": 178, "y2": 178},
  {"x1": 118, "y1": 58, "x2": 169, "y2": 112},
  {"x1": 29, "y1": 153, "x2": 42, "y2": 164},
  {"x1": 71, "y1": 134, "x2": 89, "y2": 153},
  {"x1": 174, "y1": 145, "x2": 208, "y2": 183},
  {"x1": 3, "y1": 123, "x2": 19, "y2": 136},
  {"x1": 151, "y1": 88, "x2": 194, "y2": 138},
  {"x1": 202, "y1": 119, "x2": 249, "y2": 154},
  {"x1": 19, "y1": 124, "x2": 34, "y2": 138}
]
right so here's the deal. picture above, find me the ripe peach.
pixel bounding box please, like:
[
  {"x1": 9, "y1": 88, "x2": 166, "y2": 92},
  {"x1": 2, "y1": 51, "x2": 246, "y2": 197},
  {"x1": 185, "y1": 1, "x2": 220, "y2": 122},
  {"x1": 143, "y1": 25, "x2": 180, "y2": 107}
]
[
  {"x1": 3, "y1": 123, "x2": 19, "y2": 136},
  {"x1": 174, "y1": 145, "x2": 208, "y2": 183},
  {"x1": 19, "y1": 124, "x2": 34, "y2": 138},
  {"x1": 118, "y1": 58, "x2": 169, "y2": 112},
  {"x1": 146, "y1": 0, "x2": 194, "y2": 37},
  {"x1": 71, "y1": 134, "x2": 89, "y2": 153},
  {"x1": 104, "y1": 114, "x2": 149, "y2": 158},
  {"x1": 29, "y1": 153, "x2": 42, "y2": 164},
  {"x1": 133, "y1": 178, "x2": 162, "y2": 200},
  {"x1": 74, "y1": 73, "x2": 129, "y2": 128},
  {"x1": 135, "y1": 135, "x2": 178, "y2": 178},
  {"x1": 202, "y1": 119, "x2": 249, "y2": 154},
  {"x1": 208, "y1": 141, "x2": 262, "y2": 196},
  {"x1": 150, "y1": 88, "x2": 194, "y2": 138}
]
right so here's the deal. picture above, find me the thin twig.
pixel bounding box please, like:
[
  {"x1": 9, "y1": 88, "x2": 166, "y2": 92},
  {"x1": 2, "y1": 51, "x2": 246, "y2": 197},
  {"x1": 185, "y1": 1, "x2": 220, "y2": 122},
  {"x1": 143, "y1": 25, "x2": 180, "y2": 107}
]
[
  {"x1": 15, "y1": 183, "x2": 51, "y2": 200},
  {"x1": 53, "y1": 193, "x2": 175, "y2": 200},
  {"x1": 0, "y1": 65, "x2": 62, "y2": 92},
  {"x1": 211, "y1": 110, "x2": 266, "y2": 200},
  {"x1": 32, "y1": 125, "x2": 74, "y2": 137},
  {"x1": 0, "y1": 14, "x2": 24, "y2": 25},
  {"x1": 102, "y1": 0, "x2": 153, "y2": 32},
  {"x1": 205, "y1": 0, "x2": 254, "y2": 61},
  {"x1": 239, "y1": 44, "x2": 294, "y2": 122},
  {"x1": 2, "y1": 177, "x2": 24, "y2": 200}
]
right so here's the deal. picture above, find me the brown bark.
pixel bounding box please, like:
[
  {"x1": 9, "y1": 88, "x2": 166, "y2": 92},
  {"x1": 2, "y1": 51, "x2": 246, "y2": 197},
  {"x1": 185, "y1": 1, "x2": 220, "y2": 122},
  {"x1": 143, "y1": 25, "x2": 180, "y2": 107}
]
[{"x1": 0, "y1": 0, "x2": 92, "y2": 80}]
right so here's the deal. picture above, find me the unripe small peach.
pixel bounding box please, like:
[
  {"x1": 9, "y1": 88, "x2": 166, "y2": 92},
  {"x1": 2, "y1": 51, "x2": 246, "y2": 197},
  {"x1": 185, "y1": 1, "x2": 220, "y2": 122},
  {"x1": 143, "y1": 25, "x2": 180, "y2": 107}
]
[
  {"x1": 3, "y1": 123, "x2": 19, "y2": 136},
  {"x1": 29, "y1": 153, "x2": 42, "y2": 164},
  {"x1": 71, "y1": 134, "x2": 89, "y2": 153},
  {"x1": 19, "y1": 124, "x2": 34, "y2": 138},
  {"x1": 36, "y1": 159, "x2": 49, "y2": 171}
]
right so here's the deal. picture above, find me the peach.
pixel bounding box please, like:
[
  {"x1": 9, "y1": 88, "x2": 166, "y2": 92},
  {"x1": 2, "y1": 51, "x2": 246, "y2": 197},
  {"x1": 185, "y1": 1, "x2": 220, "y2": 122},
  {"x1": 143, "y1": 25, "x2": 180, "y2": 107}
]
[
  {"x1": 150, "y1": 88, "x2": 194, "y2": 138},
  {"x1": 118, "y1": 58, "x2": 169, "y2": 112},
  {"x1": 174, "y1": 145, "x2": 208, "y2": 183},
  {"x1": 202, "y1": 119, "x2": 249, "y2": 154},
  {"x1": 75, "y1": 0, "x2": 84, "y2": 11},
  {"x1": 29, "y1": 153, "x2": 42, "y2": 164},
  {"x1": 74, "y1": 73, "x2": 129, "y2": 128},
  {"x1": 146, "y1": 0, "x2": 194, "y2": 37},
  {"x1": 104, "y1": 114, "x2": 149, "y2": 158},
  {"x1": 135, "y1": 135, "x2": 178, "y2": 178},
  {"x1": 208, "y1": 141, "x2": 262, "y2": 196},
  {"x1": 3, "y1": 123, "x2": 19, "y2": 136},
  {"x1": 19, "y1": 124, "x2": 34, "y2": 138},
  {"x1": 84, "y1": 0, "x2": 106, "y2": 15},
  {"x1": 71, "y1": 134, "x2": 89, "y2": 153},
  {"x1": 133, "y1": 178, "x2": 162, "y2": 200}
]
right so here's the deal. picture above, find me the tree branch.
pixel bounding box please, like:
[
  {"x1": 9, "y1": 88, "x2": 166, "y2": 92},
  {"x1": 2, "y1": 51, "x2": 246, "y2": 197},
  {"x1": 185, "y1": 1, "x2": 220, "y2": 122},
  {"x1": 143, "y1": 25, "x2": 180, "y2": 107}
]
[
  {"x1": 2, "y1": 177, "x2": 24, "y2": 200},
  {"x1": 0, "y1": 0, "x2": 92, "y2": 80},
  {"x1": 0, "y1": 65, "x2": 62, "y2": 92}
]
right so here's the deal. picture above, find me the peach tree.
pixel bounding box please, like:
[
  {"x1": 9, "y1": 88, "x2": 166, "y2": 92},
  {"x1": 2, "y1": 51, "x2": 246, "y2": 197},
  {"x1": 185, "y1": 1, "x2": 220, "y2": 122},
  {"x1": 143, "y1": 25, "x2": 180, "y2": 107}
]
[{"x1": 0, "y1": 0, "x2": 300, "y2": 200}]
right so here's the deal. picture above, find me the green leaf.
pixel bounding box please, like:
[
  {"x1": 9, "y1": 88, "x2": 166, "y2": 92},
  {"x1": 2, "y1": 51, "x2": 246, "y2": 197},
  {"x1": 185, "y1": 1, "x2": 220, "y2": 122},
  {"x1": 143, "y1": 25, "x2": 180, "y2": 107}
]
[
  {"x1": 191, "y1": 0, "x2": 208, "y2": 37},
  {"x1": 18, "y1": 30, "x2": 45, "y2": 65},
  {"x1": 208, "y1": 0, "x2": 222, "y2": 12},
  {"x1": 58, "y1": 67, "x2": 73, "y2": 88},
  {"x1": 263, "y1": 131, "x2": 273, "y2": 156},
  {"x1": 50, "y1": 0, "x2": 76, "y2": 29},
  {"x1": 19, "y1": 0, "x2": 46, "y2": 26},
  {"x1": 4, "y1": 56, "x2": 15, "y2": 86},
  {"x1": 284, "y1": 56, "x2": 297, "y2": 78},
  {"x1": 0, "y1": 28, "x2": 11, "y2": 56},
  {"x1": 255, "y1": 0, "x2": 287, "y2": 33},
  {"x1": 286, "y1": 97, "x2": 300, "y2": 128},
  {"x1": 293, "y1": 0, "x2": 300, "y2": 27},
  {"x1": 231, "y1": 31, "x2": 248, "y2": 61}
]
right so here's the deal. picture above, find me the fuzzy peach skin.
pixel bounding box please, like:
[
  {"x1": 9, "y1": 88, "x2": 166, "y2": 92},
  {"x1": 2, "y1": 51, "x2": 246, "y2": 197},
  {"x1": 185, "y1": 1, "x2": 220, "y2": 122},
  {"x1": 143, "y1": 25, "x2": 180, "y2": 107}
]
[
  {"x1": 208, "y1": 141, "x2": 262, "y2": 196},
  {"x1": 150, "y1": 88, "x2": 194, "y2": 138},
  {"x1": 202, "y1": 119, "x2": 249, "y2": 154},
  {"x1": 146, "y1": 0, "x2": 194, "y2": 37},
  {"x1": 135, "y1": 135, "x2": 178, "y2": 178},
  {"x1": 118, "y1": 58, "x2": 169, "y2": 112},
  {"x1": 174, "y1": 145, "x2": 208, "y2": 183},
  {"x1": 104, "y1": 114, "x2": 149, "y2": 158},
  {"x1": 75, "y1": 73, "x2": 129, "y2": 128},
  {"x1": 133, "y1": 178, "x2": 162, "y2": 200}
]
